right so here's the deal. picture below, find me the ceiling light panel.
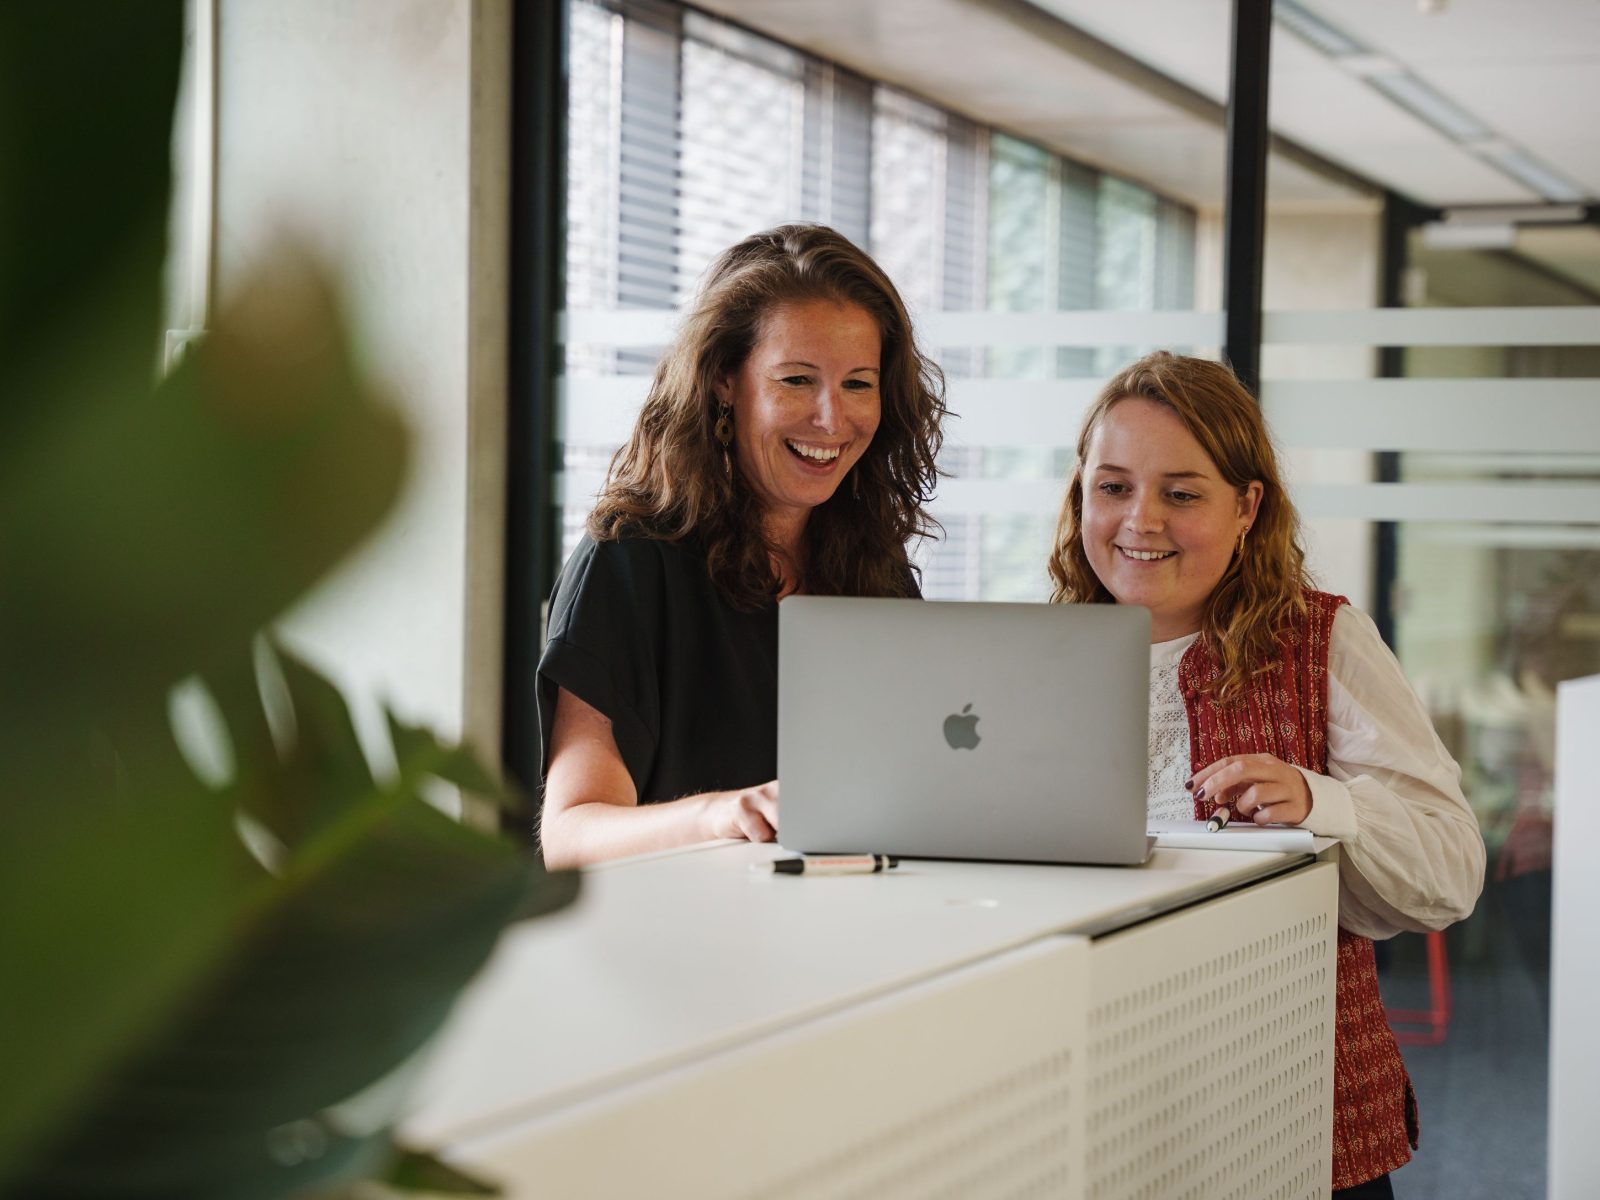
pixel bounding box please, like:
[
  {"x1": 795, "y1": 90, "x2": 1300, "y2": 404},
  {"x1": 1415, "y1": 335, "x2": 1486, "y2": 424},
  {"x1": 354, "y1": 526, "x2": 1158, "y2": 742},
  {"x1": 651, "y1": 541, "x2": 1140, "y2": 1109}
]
[
  {"x1": 1366, "y1": 72, "x2": 1493, "y2": 142},
  {"x1": 1471, "y1": 142, "x2": 1589, "y2": 204},
  {"x1": 1273, "y1": 0, "x2": 1367, "y2": 57},
  {"x1": 1338, "y1": 53, "x2": 1403, "y2": 80},
  {"x1": 1271, "y1": 0, "x2": 1590, "y2": 203}
]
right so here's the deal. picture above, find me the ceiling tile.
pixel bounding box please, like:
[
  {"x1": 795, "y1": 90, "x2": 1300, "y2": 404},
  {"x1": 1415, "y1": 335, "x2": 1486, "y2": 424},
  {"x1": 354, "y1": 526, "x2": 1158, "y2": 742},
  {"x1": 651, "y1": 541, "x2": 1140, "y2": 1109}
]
[{"x1": 703, "y1": 0, "x2": 1594, "y2": 208}]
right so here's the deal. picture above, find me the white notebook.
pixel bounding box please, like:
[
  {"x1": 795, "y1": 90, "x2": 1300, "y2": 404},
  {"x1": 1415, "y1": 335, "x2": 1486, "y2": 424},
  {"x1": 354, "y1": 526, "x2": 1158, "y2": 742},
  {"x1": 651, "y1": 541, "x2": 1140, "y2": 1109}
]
[{"x1": 1148, "y1": 820, "x2": 1317, "y2": 853}]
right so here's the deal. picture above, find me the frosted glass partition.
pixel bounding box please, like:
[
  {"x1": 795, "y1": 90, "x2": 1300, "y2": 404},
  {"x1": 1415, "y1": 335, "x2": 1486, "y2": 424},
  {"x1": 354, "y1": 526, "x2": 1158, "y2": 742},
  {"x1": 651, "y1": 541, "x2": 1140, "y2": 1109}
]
[
  {"x1": 558, "y1": 309, "x2": 1223, "y2": 568},
  {"x1": 1261, "y1": 306, "x2": 1600, "y2": 346},
  {"x1": 560, "y1": 304, "x2": 1600, "y2": 525},
  {"x1": 1259, "y1": 305, "x2": 1600, "y2": 547},
  {"x1": 1278, "y1": 297, "x2": 1600, "y2": 1198},
  {"x1": 1264, "y1": 380, "x2": 1597, "y2": 453}
]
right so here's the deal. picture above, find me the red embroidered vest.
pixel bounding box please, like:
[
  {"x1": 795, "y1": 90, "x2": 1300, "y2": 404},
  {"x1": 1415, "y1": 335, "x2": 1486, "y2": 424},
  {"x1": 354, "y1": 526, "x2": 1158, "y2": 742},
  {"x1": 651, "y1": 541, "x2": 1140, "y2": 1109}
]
[{"x1": 1177, "y1": 590, "x2": 1418, "y2": 1190}]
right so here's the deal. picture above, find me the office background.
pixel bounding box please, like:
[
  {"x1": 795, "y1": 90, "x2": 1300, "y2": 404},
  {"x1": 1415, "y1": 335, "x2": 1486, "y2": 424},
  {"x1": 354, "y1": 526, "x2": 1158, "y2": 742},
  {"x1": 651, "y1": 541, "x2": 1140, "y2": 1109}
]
[{"x1": 164, "y1": 1, "x2": 1599, "y2": 1195}]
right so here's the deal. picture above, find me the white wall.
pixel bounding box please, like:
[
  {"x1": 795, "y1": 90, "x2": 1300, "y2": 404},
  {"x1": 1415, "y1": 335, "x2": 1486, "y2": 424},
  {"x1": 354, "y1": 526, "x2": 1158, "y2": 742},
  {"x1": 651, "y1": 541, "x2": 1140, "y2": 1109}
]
[
  {"x1": 205, "y1": 0, "x2": 510, "y2": 811},
  {"x1": 1548, "y1": 674, "x2": 1600, "y2": 1200}
]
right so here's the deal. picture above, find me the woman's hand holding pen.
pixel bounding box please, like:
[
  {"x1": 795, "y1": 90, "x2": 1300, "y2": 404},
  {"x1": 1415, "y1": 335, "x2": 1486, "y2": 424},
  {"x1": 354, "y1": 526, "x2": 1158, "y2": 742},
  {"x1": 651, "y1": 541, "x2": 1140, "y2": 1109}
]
[{"x1": 1186, "y1": 753, "x2": 1313, "y2": 827}]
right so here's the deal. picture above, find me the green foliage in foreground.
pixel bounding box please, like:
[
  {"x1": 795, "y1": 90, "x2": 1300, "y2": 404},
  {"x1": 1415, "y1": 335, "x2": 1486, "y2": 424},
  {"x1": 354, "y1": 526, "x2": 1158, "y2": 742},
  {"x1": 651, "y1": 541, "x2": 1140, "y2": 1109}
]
[{"x1": 0, "y1": 6, "x2": 575, "y2": 1196}]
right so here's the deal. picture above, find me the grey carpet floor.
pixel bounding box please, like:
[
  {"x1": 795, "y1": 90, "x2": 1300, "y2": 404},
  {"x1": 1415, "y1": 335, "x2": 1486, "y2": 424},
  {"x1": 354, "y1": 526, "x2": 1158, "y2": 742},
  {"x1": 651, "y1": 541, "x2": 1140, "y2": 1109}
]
[{"x1": 1378, "y1": 871, "x2": 1550, "y2": 1199}]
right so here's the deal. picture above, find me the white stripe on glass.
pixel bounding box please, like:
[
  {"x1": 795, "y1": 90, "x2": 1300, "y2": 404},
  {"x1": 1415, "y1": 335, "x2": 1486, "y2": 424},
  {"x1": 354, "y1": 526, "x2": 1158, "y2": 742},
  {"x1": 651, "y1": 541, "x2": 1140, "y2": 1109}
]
[{"x1": 1263, "y1": 379, "x2": 1600, "y2": 453}]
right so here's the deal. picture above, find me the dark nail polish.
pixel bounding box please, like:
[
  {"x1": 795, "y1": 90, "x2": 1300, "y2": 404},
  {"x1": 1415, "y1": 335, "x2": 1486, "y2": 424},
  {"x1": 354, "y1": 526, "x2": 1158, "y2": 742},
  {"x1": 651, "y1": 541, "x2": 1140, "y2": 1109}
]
[
  {"x1": 1184, "y1": 777, "x2": 1194, "y2": 791},
  {"x1": 1194, "y1": 786, "x2": 1206, "y2": 802}
]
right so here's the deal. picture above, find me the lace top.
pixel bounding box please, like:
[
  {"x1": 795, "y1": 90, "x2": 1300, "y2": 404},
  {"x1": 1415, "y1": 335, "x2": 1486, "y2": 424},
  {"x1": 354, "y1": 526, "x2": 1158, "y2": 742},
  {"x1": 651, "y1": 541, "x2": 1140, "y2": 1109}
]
[
  {"x1": 1141, "y1": 607, "x2": 1484, "y2": 944},
  {"x1": 1147, "y1": 632, "x2": 1200, "y2": 822}
]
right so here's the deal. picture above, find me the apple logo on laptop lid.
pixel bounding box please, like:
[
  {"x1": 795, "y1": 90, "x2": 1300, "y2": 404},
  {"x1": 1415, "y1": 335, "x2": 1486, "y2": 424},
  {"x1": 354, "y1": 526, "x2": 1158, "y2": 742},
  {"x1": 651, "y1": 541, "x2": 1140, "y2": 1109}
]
[{"x1": 943, "y1": 703, "x2": 980, "y2": 750}]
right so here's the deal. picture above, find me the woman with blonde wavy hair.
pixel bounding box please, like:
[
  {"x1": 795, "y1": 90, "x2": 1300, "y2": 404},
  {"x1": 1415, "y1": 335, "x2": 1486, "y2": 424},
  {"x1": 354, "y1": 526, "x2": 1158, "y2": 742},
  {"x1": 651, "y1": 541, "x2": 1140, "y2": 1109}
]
[
  {"x1": 537, "y1": 224, "x2": 945, "y2": 869},
  {"x1": 1048, "y1": 350, "x2": 1484, "y2": 1199}
]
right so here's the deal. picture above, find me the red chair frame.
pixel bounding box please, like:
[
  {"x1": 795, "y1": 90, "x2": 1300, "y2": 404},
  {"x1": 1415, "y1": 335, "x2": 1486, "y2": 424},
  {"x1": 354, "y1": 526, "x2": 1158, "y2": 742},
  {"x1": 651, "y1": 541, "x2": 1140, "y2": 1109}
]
[{"x1": 1385, "y1": 929, "x2": 1452, "y2": 1046}]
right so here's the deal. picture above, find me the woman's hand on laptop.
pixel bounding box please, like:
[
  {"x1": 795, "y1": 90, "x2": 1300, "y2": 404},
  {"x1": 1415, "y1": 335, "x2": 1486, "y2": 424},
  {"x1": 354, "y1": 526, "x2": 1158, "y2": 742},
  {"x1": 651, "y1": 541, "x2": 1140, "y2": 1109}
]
[
  {"x1": 1188, "y1": 754, "x2": 1312, "y2": 826},
  {"x1": 543, "y1": 688, "x2": 780, "y2": 866},
  {"x1": 700, "y1": 781, "x2": 780, "y2": 844}
]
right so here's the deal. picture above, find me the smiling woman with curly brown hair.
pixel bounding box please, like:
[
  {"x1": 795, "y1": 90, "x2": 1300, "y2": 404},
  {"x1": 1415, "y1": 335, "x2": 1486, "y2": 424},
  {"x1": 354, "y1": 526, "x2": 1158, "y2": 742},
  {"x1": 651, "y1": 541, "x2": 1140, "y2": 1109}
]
[{"x1": 536, "y1": 224, "x2": 946, "y2": 869}]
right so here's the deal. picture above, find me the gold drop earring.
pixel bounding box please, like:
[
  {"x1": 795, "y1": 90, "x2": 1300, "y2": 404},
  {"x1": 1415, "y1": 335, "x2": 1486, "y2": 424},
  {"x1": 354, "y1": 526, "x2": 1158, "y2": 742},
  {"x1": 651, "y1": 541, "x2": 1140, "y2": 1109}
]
[{"x1": 715, "y1": 401, "x2": 733, "y2": 481}]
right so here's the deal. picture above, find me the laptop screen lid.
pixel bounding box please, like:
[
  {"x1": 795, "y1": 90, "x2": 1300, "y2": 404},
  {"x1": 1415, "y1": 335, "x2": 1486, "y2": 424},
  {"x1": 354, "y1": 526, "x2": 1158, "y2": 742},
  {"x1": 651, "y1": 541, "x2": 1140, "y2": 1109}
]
[{"x1": 778, "y1": 597, "x2": 1151, "y2": 866}]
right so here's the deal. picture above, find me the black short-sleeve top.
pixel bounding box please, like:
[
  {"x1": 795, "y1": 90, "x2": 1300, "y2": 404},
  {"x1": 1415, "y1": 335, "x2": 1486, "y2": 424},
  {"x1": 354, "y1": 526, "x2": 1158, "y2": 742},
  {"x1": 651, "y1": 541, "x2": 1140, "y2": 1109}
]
[{"x1": 536, "y1": 534, "x2": 779, "y2": 806}]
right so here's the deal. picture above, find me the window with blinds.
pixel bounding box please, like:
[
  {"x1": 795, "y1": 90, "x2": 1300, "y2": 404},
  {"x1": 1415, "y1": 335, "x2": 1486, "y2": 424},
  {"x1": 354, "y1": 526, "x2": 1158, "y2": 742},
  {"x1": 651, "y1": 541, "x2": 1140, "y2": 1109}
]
[{"x1": 561, "y1": 0, "x2": 1198, "y2": 600}]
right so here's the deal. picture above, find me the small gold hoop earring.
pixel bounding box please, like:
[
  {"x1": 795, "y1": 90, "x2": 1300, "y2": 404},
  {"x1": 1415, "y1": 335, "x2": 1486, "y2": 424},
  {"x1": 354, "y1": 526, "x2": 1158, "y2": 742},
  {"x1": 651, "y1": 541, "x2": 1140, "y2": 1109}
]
[{"x1": 713, "y1": 403, "x2": 733, "y2": 448}]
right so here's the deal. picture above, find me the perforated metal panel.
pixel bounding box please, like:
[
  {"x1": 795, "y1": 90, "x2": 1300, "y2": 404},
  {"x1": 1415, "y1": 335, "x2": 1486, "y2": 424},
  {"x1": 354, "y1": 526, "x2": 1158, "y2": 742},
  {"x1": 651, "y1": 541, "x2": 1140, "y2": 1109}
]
[
  {"x1": 1084, "y1": 863, "x2": 1338, "y2": 1200},
  {"x1": 765, "y1": 1049, "x2": 1077, "y2": 1199},
  {"x1": 446, "y1": 862, "x2": 1336, "y2": 1199},
  {"x1": 455, "y1": 936, "x2": 1089, "y2": 1200}
]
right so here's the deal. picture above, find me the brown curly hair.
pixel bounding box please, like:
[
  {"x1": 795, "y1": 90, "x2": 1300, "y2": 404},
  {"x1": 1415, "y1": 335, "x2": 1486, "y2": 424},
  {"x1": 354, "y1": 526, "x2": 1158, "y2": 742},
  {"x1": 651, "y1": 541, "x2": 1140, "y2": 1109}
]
[
  {"x1": 1047, "y1": 352, "x2": 1313, "y2": 701},
  {"x1": 588, "y1": 224, "x2": 946, "y2": 607}
]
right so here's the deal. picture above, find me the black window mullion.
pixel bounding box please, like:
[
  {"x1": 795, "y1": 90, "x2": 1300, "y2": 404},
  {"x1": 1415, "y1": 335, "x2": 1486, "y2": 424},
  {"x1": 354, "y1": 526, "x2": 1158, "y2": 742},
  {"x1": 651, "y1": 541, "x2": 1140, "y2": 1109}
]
[{"x1": 502, "y1": 0, "x2": 570, "y2": 828}]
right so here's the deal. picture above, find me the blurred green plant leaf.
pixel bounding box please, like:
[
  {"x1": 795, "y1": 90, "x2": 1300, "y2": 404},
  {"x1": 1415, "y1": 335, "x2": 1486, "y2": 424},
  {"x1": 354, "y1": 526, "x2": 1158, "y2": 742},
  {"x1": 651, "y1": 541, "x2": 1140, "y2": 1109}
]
[
  {"x1": 386, "y1": 712, "x2": 514, "y2": 812},
  {"x1": 0, "y1": 9, "x2": 575, "y2": 1199},
  {"x1": 0, "y1": 260, "x2": 410, "y2": 769},
  {"x1": 379, "y1": 1145, "x2": 500, "y2": 1196},
  {"x1": 0, "y1": 781, "x2": 268, "y2": 1177},
  {"x1": 6, "y1": 651, "x2": 577, "y2": 1199},
  {"x1": 230, "y1": 643, "x2": 379, "y2": 850},
  {"x1": 304, "y1": 1144, "x2": 500, "y2": 1200},
  {"x1": 0, "y1": 3, "x2": 183, "y2": 429}
]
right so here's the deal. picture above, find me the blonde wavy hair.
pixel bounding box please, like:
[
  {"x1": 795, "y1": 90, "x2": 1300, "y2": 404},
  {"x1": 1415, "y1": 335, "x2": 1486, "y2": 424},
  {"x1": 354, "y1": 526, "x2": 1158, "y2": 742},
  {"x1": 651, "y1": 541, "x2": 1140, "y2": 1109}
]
[{"x1": 1047, "y1": 352, "x2": 1312, "y2": 701}]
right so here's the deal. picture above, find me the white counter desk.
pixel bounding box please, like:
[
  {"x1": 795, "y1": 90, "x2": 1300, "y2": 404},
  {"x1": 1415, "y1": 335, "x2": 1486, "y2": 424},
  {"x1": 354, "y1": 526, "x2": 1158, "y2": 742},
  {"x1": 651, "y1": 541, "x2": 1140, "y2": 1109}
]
[{"x1": 407, "y1": 840, "x2": 1340, "y2": 1199}]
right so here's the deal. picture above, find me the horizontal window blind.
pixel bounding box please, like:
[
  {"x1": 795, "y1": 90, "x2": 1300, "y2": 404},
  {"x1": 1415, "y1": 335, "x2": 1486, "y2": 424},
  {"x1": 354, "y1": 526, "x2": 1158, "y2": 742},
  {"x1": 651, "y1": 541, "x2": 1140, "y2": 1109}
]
[{"x1": 562, "y1": 0, "x2": 1201, "y2": 599}]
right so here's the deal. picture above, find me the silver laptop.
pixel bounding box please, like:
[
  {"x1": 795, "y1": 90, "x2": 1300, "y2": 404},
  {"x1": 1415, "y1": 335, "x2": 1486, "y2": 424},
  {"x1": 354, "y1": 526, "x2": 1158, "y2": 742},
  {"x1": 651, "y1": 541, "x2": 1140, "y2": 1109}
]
[{"x1": 778, "y1": 597, "x2": 1153, "y2": 866}]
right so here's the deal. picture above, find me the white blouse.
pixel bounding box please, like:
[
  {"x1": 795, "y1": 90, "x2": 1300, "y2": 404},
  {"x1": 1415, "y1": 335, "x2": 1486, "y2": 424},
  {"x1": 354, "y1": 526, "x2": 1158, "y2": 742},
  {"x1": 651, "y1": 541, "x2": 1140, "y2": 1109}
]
[{"x1": 1147, "y1": 605, "x2": 1486, "y2": 941}]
